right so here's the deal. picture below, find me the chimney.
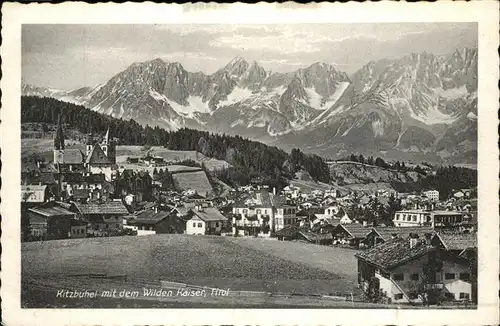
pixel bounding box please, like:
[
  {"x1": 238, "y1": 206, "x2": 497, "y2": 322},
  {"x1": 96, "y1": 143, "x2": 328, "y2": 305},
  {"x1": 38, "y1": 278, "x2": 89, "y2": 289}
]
[
  {"x1": 409, "y1": 234, "x2": 419, "y2": 248},
  {"x1": 273, "y1": 187, "x2": 276, "y2": 196},
  {"x1": 154, "y1": 205, "x2": 158, "y2": 214},
  {"x1": 414, "y1": 203, "x2": 418, "y2": 210}
]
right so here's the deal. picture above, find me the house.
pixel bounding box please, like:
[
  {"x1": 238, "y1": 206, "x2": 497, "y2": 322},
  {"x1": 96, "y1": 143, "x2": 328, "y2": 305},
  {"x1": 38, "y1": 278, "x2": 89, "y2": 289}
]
[
  {"x1": 274, "y1": 196, "x2": 298, "y2": 231},
  {"x1": 71, "y1": 200, "x2": 128, "y2": 236},
  {"x1": 232, "y1": 190, "x2": 275, "y2": 236},
  {"x1": 431, "y1": 233, "x2": 477, "y2": 258},
  {"x1": 70, "y1": 219, "x2": 88, "y2": 239},
  {"x1": 332, "y1": 224, "x2": 371, "y2": 248},
  {"x1": 128, "y1": 208, "x2": 184, "y2": 235},
  {"x1": 423, "y1": 190, "x2": 440, "y2": 201},
  {"x1": 393, "y1": 210, "x2": 464, "y2": 230},
  {"x1": 21, "y1": 185, "x2": 49, "y2": 204},
  {"x1": 298, "y1": 231, "x2": 333, "y2": 245},
  {"x1": 355, "y1": 236, "x2": 476, "y2": 304},
  {"x1": 364, "y1": 226, "x2": 435, "y2": 248},
  {"x1": 27, "y1": 201, "x2": 77, "y2": 240},
  {"x1": 186, "y1": 205, "x2": 227, "y2": 235},
  {"x1": 275, "y1": 224, "x2": 300, "y2": 241}
]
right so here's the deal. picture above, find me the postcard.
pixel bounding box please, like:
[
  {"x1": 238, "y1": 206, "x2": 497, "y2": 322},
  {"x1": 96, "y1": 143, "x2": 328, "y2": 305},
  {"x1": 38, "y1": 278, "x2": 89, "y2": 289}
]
[{"x1": 2, "y1": 2, "x2": 499, "y2": 325}]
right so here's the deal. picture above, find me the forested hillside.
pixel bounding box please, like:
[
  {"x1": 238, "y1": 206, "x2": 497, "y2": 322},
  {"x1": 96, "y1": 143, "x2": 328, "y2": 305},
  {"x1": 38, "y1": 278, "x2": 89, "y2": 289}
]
[{"x1": 21, "y1": 96, "x2": 331, "y2": 189}]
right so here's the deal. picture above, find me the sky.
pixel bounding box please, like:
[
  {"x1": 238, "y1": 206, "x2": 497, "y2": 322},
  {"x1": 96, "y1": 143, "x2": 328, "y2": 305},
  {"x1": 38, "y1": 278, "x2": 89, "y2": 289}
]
[{"x1": 22, "y1": 23, "x2": 477, "y2": 90}]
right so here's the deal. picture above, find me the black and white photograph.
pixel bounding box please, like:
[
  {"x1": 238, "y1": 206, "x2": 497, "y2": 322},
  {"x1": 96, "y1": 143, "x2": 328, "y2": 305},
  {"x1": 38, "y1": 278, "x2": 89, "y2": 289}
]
[{"x1": 2, "y1": 2, "x2": 499, "y2": 324}]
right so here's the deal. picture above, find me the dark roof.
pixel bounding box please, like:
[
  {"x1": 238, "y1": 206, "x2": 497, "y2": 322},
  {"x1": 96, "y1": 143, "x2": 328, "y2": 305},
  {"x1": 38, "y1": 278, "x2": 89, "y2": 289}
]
[
  {"x1": 61, "y1": 149, "x2": 85, "y2": 164},
  {"x1": 73, "y1": 201, "x2": 128, "y2": 215},
  {"x1": 188, "y1": 193, "x2": 206, "y2": 200},
  {"x1": 355, "y1": 237, "x2": 436, "y2": 270},
  {"x1": 299, "y1": 231, "x2": 333, "y2": 242},
  {"x1": 86, "y1": 145, "x2": 112, "y2": 165},
  {"x1": 372, "y1": 226, "x2": 435, "y2": 241},
  {"x1": 433, "y1": 233, "x2": 477, "y2": 251},
  {"x1": 129, "y1": 210, "x2": 171, "y2": 225},
  {"x1": 335, "y1": 224, "x2": 371, "y2": 239},
  {"x1": 86, "y1": 174, "x2": 106, "y2": 183},
  {"x1": 63, "y1": 173, "x2": 85, "y2": 183},
  {"x1": 275, "y1": 225, "x2": 300, "y2": 237},
  {"x1": 29, "y1": 206, "x2": 75, "y2": 218},
  {"x1": 191, "y1": 207, "x2": 227, "y2": 222}
]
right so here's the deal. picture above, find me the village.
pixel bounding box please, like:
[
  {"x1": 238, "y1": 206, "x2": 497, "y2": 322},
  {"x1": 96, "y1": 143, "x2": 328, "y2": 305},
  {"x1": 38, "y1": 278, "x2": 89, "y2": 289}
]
[{"x1": 21, "y1": 121, "x2": 478, "y2": 307}]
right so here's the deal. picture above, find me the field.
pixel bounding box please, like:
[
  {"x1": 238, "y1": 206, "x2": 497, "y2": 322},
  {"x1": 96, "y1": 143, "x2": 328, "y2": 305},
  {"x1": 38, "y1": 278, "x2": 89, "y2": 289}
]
[
  {"x1": 22, "y1": 235, "x2": 360, "y2": 308},
  {"x1": 172, "y1": 171, "x2": 213, "y2": 195}
]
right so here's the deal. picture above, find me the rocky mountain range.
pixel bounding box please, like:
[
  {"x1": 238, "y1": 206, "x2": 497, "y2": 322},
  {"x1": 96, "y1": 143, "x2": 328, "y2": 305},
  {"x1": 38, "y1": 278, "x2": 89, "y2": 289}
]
[{"x1": 22, "y1": 48, "x2": 477, "y2": 164}]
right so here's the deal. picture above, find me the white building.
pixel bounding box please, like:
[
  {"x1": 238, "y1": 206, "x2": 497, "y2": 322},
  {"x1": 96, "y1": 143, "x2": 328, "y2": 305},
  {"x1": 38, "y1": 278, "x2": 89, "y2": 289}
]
[
  {"x1": 186, "y1": 206, "x2": 227, "y2": 236},
  {"x1": 356, "y1": 237, "x2": 475, "y2": 304},
  {"x1": 393, "y1": 210, "x2": 464, "y2": 230},
  {"x1": 423, "y1": 190, "x2": 440, "y2": 201}
]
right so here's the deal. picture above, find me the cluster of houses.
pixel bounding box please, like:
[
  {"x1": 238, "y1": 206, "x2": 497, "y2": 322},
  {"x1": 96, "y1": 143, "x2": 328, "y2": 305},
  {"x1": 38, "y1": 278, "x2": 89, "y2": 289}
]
[{"x1": 20, "y1": 119, "x2": 478, "y2": 305}]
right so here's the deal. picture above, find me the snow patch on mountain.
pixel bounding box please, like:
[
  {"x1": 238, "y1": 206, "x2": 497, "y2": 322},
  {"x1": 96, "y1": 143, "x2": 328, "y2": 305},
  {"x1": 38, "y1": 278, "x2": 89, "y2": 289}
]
[
  {"x1": 410, "y1": 105, "x2": 457, "y2": 125},
  {"x1": 218, "y1": 87, "x2": 254, "y2": 107},
  {"x1": 432, "y1": 85, "x2": 469, "y2": 100}
]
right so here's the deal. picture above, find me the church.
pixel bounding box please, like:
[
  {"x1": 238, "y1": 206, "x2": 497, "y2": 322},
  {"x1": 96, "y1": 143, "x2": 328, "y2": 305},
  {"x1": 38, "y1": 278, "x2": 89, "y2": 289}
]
[{"x1": 53, "y1": 115, "x2": 117, "y2": 182}]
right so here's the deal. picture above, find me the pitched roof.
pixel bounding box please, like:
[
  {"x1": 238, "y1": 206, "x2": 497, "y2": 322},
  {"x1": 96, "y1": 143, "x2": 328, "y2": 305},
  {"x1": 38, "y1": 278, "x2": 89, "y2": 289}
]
[
  {"x1": 299, "y1": 231, "x2": 333, "y2": 242},
  {"x1": 433, "y1": 233, "x2": 477, "y2": 251},
  {"x1": 73, "y1": 201, "x2": 128, "y2": 215},
  {"x1": 29, "y1": 206, "x2": 75, "y2": 218},
  {"x1": 61, "y1": 149, "x2": 85, "y2": 164},
  {"x1": 275, "y1": 224, "x2": 300, "y2": 237},
  {"x1": 86, "y1": 173, "x2": 106, "y2": 183},
  {"x1": 372, "y1": 226, "x2": 435, "y2": 241},
  {"x1": 22, "y1": 185, "x2": 47, "y2": 192},
  {"x1": 191, "y1": 207, "x2": 227, "y2": 222},
  {"x1": 335, "y1": 223, "x2": 371, "y2": 239},
  {"x1": 355, "y1": 237, "x2": 436, "y2": 270},
  {"x1": 86, "y1": 145, "x2": 112, "y2": 165},
  {"x1": 129, "y1": 210, "x2": 171, "y2": 225}
]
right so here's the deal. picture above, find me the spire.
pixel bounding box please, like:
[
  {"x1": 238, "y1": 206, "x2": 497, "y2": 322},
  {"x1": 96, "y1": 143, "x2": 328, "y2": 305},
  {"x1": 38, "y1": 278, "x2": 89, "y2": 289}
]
[
  {"x1": 104, "y1": 127, "x2": 110, "y2": 144},
  {"x1": 54, "y1": 113, "x2": 65, "y2": 150}
]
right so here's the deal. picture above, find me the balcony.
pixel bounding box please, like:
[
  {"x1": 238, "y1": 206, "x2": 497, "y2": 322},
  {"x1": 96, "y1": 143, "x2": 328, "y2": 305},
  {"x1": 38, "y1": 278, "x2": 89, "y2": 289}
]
[
  {"x1": 424, "y1": 283, "x2": 444, "y2": 290},
  {"x1": 234, "y1": 220, "x2": 262, "y2": 227}
]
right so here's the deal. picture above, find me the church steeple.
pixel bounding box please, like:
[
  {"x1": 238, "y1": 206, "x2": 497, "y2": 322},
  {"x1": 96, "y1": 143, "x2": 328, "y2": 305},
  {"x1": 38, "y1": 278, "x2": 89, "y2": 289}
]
[
  {"x1": 53, "y1": 113, "x2": 65, "y2": 164},
  {"x1": 54, "y1": 113, "x2": 65, "y2": 150}
]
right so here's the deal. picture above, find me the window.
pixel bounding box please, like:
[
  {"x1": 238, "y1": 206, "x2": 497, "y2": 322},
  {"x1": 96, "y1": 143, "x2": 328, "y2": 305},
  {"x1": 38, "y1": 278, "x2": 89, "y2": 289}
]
[
  {"x1": 459, "y1": 273, "x2": 470, "y2": 281},
  {"x1": 396, "y1": 214, "x2": 400, "y2": 220},
  {"x1": 393, "y1": 273, "x2": 404, "y2": 281},
  {"x1": 193, "y1": 222, "x2": 196, "y2": 227},
  {"x1": 256, "y1": 209, "x2": 261, "y2": 214},
  {"x1": 394, "y1": 293, "x2": 404, "y2": 300},
  {"x1": 459, "y1": 292, "x2": 470, "y2": 300},
  {"x1": 197, "y1": 223, "x2": 202, "y2": 228},
  {"x1": 412, "y1": 215, "x2": 417, "y2": 222},
  {"x1": 264, "y1": 209, "x2": 267, "y2": 214},
  {"x1": 409, "y1": 292, "x2": 418, "y2": 300},
  {"x1": 215, "y1": 222, "x2": 219, "y2": 227},
  {"x1": 445, "y1": 273, "x2": 455, "y2": 280},
  {"x1": 411, "y1": 273, "x2": 419, "y2": 281}
]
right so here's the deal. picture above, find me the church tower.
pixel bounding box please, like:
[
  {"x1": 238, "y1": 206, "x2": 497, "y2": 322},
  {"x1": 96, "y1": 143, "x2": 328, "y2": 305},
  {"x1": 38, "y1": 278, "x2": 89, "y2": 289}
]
[
  {"x1": 100, "y1": 127, "x2": 116, "y2": 164},
  {"x1": 53, "y1": 113, "x2": 65, "y2": 164},
  {"x1": 86, "y1": 133, "x2": 94, "y2": 158}
]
